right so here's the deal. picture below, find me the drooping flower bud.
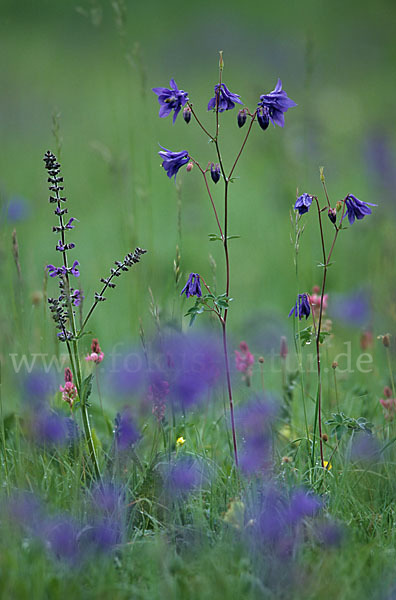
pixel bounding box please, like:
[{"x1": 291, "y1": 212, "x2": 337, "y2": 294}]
[
  {"x1": 186, "y1": 162, "x2": 193, "y2": 172},
  {"x1": 336, "y1": 201, "x2": 343, "y2": 212},
  {"x1": 183, "y1": 106, "x2": 192, "y2": 124},
  {"x1": 257, "y1": 106, "x2": 269, "y2": 131},
  {"x1": 237, "y1": 109, "x2": 247, "y2": 128},
  {"x1": 210, "y1": 163, "x2": 221, "y2": 184},
  {"x1": 328, "y1": 208, "x2": 337, "y2": 224}
]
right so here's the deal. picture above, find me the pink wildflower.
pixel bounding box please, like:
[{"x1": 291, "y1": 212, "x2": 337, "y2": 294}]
[
  {"x1": 59, "y1": 367, "x2": 77, "y2": 408},
  {"x1": 85, "y1": 338, "x2": 104, "y2": 364},
  {"x1": 235, "y1": 341, "x2": 255, "y2": 386},
  {"x1": 380, "y1": 386, "x2": 396, "y2": 420},
  {"x1": 308, "y1": 285, "x2": 328, "y2": 319}
]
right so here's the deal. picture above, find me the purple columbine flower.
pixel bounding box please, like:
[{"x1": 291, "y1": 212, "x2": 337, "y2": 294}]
[
  {"x1": 210, "y1": 163, "x2": 221, "y2": 184},
  {"x1": 207, "y1": 83, "x2": 243, "y2": 112},
  {"x1": 180, "y1": 272, "x2": 202, "y2": 298},
  {"x1": 158, "y1": 146, "x2": 190, "y2": 181},
  {"x1": 288, "y1": 293, "x2": 311, "y2": 320},
  {"x1": 258, "y1": 79, "x2": 297, "y2": 127},
  {"x1": 343, "y1": 194, "x2": 377, "y2": 225},
  {"x1": 294, "y1": 193, "x2": 313, "y2": 215},
  {"x1": 152, "y1": 79, "x2": 189, "y2": 124}
]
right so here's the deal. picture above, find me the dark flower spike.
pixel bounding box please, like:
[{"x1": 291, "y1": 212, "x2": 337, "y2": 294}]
[
  {"x1": 257, "y1": 106, "x2": 270, "y2": 131},
  {"x1": 207, "y1": 83, "x2": 243, "y2": 112},
  {"x1": 343, "y1": 194, "x2": 377, "y2": 225},
  {"x1": 158, "y1": 146, "x2": 190, "y2": 181},
  {"x1": 180, "y1": 272, "x2": 202, "y2": 298},
  {"x1": 288, "y1": 293, "x2": 311, "y2": 320},
  {"x1": 258, "y1": 79, "x2": 297, "y2": 127},
  {"x1": 152, "y1": 79, "x2": 189, "y2": 124},
  {"x1": 210, "y1": 163, "x2": 221, "y2": 184},
  {"x1": 294, "y1": 193, "x2": 313, "y2": 215}
]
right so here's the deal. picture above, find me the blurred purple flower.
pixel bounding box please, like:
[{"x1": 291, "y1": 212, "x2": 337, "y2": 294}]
[
  {"x1": 258, "y1": 79, "x2": 297, "y2": 127},
  {"x1": 237, "y1": 397, "x2": 276, "y2": 474},
  {"x1": 286, "y1": 489, "x2": 321, "y2": 524},
  {"x1": 22, "y1": 370, "x2": 57, "y2": 406},
  {"x1": 164, "y1": 457, "x2": 202, "y2": 497},
  {"x1": 114, "y1": 408, "x2": 139, "y2": 451},
  {"x1": 329, "y1": 290, "x2": 371, "y2": 326},
  {"x1": 294, "y1": 193, "x2": 313, "y2": 215},
  {"x1": 207, "y1": 83, "x2": 243, "y2": 112},
  {"x1": 33, "y1": 411, "x2": 68, "y2": 446},
  {"x1": 91, "y1": 482, "x2": 125, "y2": 515},
  {"x1": 314, "y1": 520, "x2": 345, "y2": 547},
  {"x1": 159, "y1": 146, "x2": 189, "y2": 181},
  {"x1": 7, "y1": 196, "x2": 31, "y2": 222},
  {"x1": 343, "y1": 194, "x2": 376, "y2": 225},
  {"x1": 6, "y1": 491, "x2": 44, "y2": 533},
  {"x1": 350, "y1": 433, "x2": 380, "y2": 463},
  {"x1": 152, "y1": 79, "x2": 189, "y2": 124},
  {"x1": 45, "y1": 517, "x2": 79, "y2": 563}
]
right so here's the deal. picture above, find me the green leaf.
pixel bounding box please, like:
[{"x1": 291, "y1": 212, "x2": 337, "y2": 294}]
[{"x1": 81, "y1": 374, "x2": 93, "y2": 407}]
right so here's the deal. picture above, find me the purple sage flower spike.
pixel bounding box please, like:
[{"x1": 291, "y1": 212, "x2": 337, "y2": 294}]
[
  {"x1": 258, "y1": 79, "x2": 297, "y2": 127},
  {"x1": 207, "y1": 83, "x2": 243, "y2": 112},
  {"x1": 294, "y1": 193, "x2": 313, "y2": 215},
  {"x1": 288, "y1": 293, "x2": 311, "y2": 320},
  {"x1": 180, "y1": 273, "x2": 202, "y2": 298},
  {"x1": 152, "y1": 79, "x2": 189, "y2": 124},
  {"x1": 158, "y1": 146, "x2": 190, "y2": 181},
  {"x1": 343, "y1": 194, "x2": 377, "y2": 225}
]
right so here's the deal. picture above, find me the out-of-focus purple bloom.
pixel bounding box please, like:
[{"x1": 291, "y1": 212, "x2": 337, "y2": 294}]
[
  {"x1": 207, "y1": 83, "x2": 243, "y2": 112},
  {"x1": 45, "y1": 517, "x2": 79, "y2": 563},
  {"x1": 158, "y1": 146, "x2": 190, "y2": 181},
  {"x1": 114, "y1": 409, "x2": 139, "y2": 451},
  {"x1": 237, "y1": 397, "x2": 276, "y2": 474},
  {"x1": 164, "y1": 457, "x2": 202, "y2": 497},
  {"x1": 22, "y1": 370, "x2": 57, "y2": 406},
  {"x1": 350, "y1": 433, "x2": 380, "y2": 463},
  {"x1": 294, "y1": 193, "x2": 313, "y2": 215},
  {"x1": 258, "y1": 79, "x2": 297, "y2": 128},
  {"x1": 288, "y1": 293, "x2": 311, "y2": 320},
  {"x1": 330, "y1": 290, "x2": 371, "y2": 326},
  {"x1": 71, "y1": 289, "x2": 83, "y2": 307},
  {"x1": 158, "y1": 332, "x2": 222, "y2": 409},
  {"x1": 152, "y1": 79, "x2": 189, "y2": 124},
  {"x1": 180, "y1": 272, "x2": 202, "y2": 298},
  {"x1": 6, "y1": 491, "x2": 44, "y2": 533},
  {"x1": 286, "y1": 489, "x2": 321, "y2": 524},
  {"x1": 7, "y1": 196, "x2": 31, "y2": 222},
  {"x1": 314, "y1": 520, "x2": 345, "y2": 547},
  {"x1": 257, "y1": 106, "x2": 270, "y2": 131},
  {"x1": 210, "y1": 163, "x2": 221, "y2": 184},
  {"x1": 148, "y1": 370, "x2": 169, "y2": 421},
  {"x1": 83, "y1": 519, "x2": 120, "y2": 553},
  {"x1": 343, "y1": 194, "x2": 377, "y2": 225},
  {"x1": 91, "y1": 482, "x2": 125, "y2": 515},
  {"x1": 33, "y1": 411, "x2": 68, "y2": 446}
]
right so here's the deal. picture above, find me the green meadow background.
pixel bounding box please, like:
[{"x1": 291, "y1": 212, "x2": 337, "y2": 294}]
[{"x1": 0, "y1": 0, "x2": 395, "y2": 407}]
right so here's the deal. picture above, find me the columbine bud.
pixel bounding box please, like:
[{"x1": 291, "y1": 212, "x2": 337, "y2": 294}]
[
  {"x1": 328, "y1": 208, "x2": 337, "y2": 224},
  {"x1": 237, "y1": 109, "x2": 247, "y2": 128},
  {"x1": 384, "y1": 386, "x2": 393, "y2": 399},
  {"x1": 336, "y1": 201, "x2": 343, "y2": 212},
  {"x1": 186, "y1": 162, "x2": 193, "y2": 172},
  {"x1": 210, "y1": 163, "x2": 221, "y2": 184},
  {"x1": 183, "y1": 106, "x2": 191, "y2": 124},
  {"x1": 322, "y1": 433, "x2": 329, "y2": 442},
  {"x1": 257, "y1": 106, "x2": 269, "y2": 131},
  {"x1": 258, "y1": 356, "x2": 265, "y2": 364},
  {"x1": 332, "y1": 361, "x2": 338, "y2": 369}
]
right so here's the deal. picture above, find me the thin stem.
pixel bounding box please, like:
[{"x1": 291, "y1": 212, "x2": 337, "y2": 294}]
[
  {"x1": 187, "y1": 102, "x2": 214, "y2": 141},
  {"x1": 228, "y1": 111, "x2": 257, "y2": 180},
  {"x1": 222, "y1": 322, "x2": 238, "y2": 466}
]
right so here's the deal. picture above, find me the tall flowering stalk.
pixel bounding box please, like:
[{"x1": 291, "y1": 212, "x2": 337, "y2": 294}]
[
  {"x1": 44, "y1": 151, "x2": 146, "y2": 478},
  {"x1": 291, "y1": 169, "x2": 376, "y2": 470},
  {"x1": 153, "y1": 53, "x2": 296, "y2": 466}
]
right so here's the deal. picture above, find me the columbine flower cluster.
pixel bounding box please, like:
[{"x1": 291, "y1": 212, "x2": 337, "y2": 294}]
[
  {"x1": 294, "y1": 191, "x2": 376, "y2": 225},
  {"x1": 180, "y1": 273, "x2": 202, "y2": 298},
  {"x1": 153, "y1": 77, "x2": 296, "y2": 182},
  {"x1": 85, "y1": 338, "x2": 104, "y2": 364},
  {"x1": 59, "y1": 367, "x2": 78, "y2": 408},
  {"x1": 235, "y1": 342, "x2": 255, "y2": 387},
  {"x1": 44, "y1": 151, "x2": 83, "y2": 341}
]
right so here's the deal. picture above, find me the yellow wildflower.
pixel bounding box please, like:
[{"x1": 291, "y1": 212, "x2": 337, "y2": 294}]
[{"x1": 176, "y1": 436, "x2": 185, "y2": 447}]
